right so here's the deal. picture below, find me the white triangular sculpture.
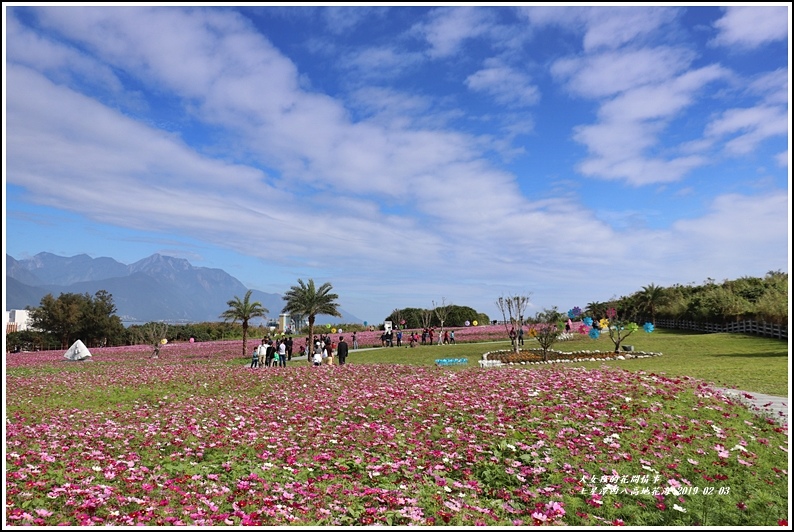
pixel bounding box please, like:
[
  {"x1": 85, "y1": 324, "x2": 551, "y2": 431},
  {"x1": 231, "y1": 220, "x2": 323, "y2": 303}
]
[{"x1": 63, "y1": 339, "x2": 92, "y2": 361}]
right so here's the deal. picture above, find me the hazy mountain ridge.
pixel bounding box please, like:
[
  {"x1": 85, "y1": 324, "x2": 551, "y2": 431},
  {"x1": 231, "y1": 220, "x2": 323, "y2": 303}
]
[{"x1": 6, "y1": 253, "x2": 362, "y2": 325}]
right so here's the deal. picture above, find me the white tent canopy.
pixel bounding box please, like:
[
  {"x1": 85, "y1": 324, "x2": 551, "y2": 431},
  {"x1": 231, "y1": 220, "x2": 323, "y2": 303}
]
[{"x1": 63, "y1": 339, "x2": 92, "y2": 361}]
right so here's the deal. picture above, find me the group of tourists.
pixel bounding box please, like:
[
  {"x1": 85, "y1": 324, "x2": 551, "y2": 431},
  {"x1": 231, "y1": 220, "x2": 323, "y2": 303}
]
[
  {"x1": 249, "y1": 336, "x2": 293, "y2": 368},
  {"x1": 418, "y1": 327, "x2": 456, "y2": 346},
  {"x1": 306, "y1": 334, "x2": 349, "y2": 366}
]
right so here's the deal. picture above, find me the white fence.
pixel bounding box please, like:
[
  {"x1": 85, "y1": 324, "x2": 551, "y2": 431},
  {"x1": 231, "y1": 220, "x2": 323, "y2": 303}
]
[{"x1": 654, "y1": 319, "x2": 787, "y2": 340}]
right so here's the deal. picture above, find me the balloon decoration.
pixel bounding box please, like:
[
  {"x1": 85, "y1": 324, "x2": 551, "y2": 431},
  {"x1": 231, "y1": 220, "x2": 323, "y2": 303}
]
[
  {"x1": 160, "y1": 338, "x2": 168, "y2": 345},
  {"x1": 326, "y1": 324, "x2": 331, "y2": 329},
  {"x1": 472, "y1": 320, "x2": 478, "y2": 326},
  {"x1": 643, "y1": 322, "x2": 655, "y2": 333},
  {"x1": 363, "y1": 321, "x2": 368, "y2": 326},
  {"x1": 338, "y1": 328, "x2": 343, "y2": 334},
  {"x1": 465, "y1": 321, "x2": 470, "y2": 326},
  {"x1": 189, "y1": 337, "x2": 194, "y2": 343},
  {"x1": 332, "y1": 328, "x2": 337, "y2": 334}
]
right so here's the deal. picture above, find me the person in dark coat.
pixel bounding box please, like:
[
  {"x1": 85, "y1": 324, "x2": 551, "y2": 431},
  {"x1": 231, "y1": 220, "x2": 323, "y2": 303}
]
[{"x1": 336, "y1": 335, "x2": 349, "y2": 365}]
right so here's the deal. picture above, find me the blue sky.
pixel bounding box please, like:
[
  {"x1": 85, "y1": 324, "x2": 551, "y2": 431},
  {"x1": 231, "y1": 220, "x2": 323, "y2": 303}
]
[{"x1": 3, "y1": 4, "x2": 790, "y2": 324}]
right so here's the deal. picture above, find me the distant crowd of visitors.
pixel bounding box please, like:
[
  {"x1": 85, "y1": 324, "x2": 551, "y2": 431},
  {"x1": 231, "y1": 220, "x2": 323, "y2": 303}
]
[
  {"x1": 249, "y1": 336, "x2": 294, "y2": 368},
  {"x1": 249, "y1": 333, "x2": 354, "y2": 368},
  {"x1": 249, "y1": 325, "x2": 467, "y2": 370}
]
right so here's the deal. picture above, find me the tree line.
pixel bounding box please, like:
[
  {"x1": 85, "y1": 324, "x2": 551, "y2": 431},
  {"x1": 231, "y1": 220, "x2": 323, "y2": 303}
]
[
  {"x1": 7, "y1": 272, "x2": 787, "y2": 352},
  {"x1": 588, "y1": 271, "x2": 788, "y2": 326}
]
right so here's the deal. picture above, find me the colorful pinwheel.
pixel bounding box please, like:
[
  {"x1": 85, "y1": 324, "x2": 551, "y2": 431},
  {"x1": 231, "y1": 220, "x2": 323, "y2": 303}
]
[{"x1": 643, "y1": 322, "x2": 655, "y2": 333}]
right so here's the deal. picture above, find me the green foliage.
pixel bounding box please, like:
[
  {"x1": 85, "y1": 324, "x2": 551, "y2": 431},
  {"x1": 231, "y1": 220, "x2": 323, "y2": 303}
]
[
  {"x1": 28, "y1": 290, "x2": 125, "y2": 348},
  {"x1": 282, "y1": 278, "x2": 342, "y2": 347},
  {"x1": 592, "y1": 272, "x2": 787, "y2": 326},
  {"x1": 220, "y1": 289, "x2": 268, "y2": 359},
  {"x1": 386, "y1": 305, "x2": 486, "y2": 328}
]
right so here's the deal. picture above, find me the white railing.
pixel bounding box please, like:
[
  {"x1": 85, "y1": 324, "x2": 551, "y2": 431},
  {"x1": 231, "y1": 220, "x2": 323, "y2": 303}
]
[{"x1": 654, "y1": 319, "x2": 787, "y2": 340}]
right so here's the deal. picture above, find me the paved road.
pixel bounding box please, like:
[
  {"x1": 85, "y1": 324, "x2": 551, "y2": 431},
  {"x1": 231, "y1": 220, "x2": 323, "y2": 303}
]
[{"x1": 714, "y1": 387, "x2": 788, "y2": 427}]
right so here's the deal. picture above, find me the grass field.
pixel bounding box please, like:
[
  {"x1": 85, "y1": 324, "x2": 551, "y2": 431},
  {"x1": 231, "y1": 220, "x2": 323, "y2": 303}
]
[{"x1": 316, "y1": 328, "x2": 789, "y2": 396}]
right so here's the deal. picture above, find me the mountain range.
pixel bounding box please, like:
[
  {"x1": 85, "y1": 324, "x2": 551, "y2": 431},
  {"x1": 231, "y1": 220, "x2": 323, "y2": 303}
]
[{"x1": 5, "y1": 252, "x2": 362, "y2": 325}]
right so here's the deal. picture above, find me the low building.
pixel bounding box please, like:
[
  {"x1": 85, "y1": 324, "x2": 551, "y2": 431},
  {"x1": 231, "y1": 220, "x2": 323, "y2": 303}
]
[{"x1": 5, "y1": 309, "x2": 33, "y2": 334}]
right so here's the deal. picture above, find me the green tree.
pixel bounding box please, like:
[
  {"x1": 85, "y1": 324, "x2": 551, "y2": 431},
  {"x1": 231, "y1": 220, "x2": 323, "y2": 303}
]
[
  {"x1": 29, "y1": 293, "x2": 86, "y2": 349},
  {"x1": 530, "y1": 308, "x2": 563, "y2": 361},
  {"x1": 281, "y1": 279, "x2": 341, "y2": 348},
  {"x1": 28, "y1": 291, "x2": 126, "y2": 348},
  {"x1": 220, "y1": 290, "x2": 269, "y2": 359},
  {"x1": 636, "y1": 283, "x2": 666, "y2": 325},
  {"x1": 585, "y1": 301, "x2": 607, "y2": 321},
  {"x1": 79, "y1": 290, "x2": 125, "y2": 346}
]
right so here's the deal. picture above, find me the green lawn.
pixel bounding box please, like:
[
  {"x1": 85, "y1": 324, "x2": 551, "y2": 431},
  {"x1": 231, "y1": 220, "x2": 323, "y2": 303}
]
[{"x1": 293, "y1": 328, "x2": 789, "y2": 396}]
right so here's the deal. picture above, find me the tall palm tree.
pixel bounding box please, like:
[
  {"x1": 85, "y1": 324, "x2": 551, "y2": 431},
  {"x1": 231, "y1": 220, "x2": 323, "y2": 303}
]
[
  {"x1": 638, "y1": 283, "x2": 666, "y2": 325},
  {"x1": 585, "y1": 301, "x2": 606, "y2": 321},
  {"x1": 220, "y1": 290, "x2": 268, "y2": 359},
  {"x1": 282, "y1": 279, "x2": 341, "y2": 347}
]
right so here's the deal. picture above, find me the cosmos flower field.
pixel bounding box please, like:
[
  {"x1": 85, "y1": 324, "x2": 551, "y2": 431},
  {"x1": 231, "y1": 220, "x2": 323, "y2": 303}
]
[{"x1": 5, "y1": 340, "x2": 789, "y2": 526}]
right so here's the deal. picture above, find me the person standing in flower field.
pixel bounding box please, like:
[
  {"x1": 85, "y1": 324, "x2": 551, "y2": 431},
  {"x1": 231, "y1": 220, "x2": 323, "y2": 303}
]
[
  {"x1": 250, "y1": 344, "x2": 260, "y2": 368},
  {"x1": 265, "y1": 340, "x2": 275, "y2": 367},
  {"x1": 312, "y1": 342, "x2": 322, "y2": 366},
  {"x1": 278, "y1": 338, "x2": 287, "y2": 367},
  {"x1": 337, "y1": 336, "x2": 349, "y2": 365},
  {"x1": 352, "y1": 331, "x2": 358, "y2": 350},
  {"x1": 518, "y1": 326, "x2": 524, "y2": 346}
]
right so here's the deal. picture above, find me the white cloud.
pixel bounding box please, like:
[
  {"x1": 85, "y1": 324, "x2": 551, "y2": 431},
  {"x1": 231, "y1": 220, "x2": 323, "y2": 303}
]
[
  {"x1": 747, "y1": 68, "x2": 789, "y2": 106},
  {"x1": 415, "y1": 6, "x2": 494, "y2": 58},
  {"x1": 705, "y1": 106, "x2": 790, "y2": 155},
  {"x1": 711, "y1": 6, "x2": 789, "y2": 49},
  {"x1": 521, "y1": 6, "x2": 679, "y2": 51},
  {"x1": 341, "y1": 46, "x2": 424, "y2": 82},
  {"x1": 551, "y1": 47, "x2": 694, "y2": 99},
  {"x1": 775, "y1": 150, "x2": 789, "y2": 168},
  {"x1": 465, "y1": 59, "x2": 540, "y2": 108},
  {"x1": 580, "y1": 6, "x2": 679, "y2": 52}
]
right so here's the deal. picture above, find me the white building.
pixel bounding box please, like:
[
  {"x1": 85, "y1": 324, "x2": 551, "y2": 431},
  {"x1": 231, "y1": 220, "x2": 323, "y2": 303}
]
[{"x1": 5, "y1": 309, "x2": 33, "y2": 334}]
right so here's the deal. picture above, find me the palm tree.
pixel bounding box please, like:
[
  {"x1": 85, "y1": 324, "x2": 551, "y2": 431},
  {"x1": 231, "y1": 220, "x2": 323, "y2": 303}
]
[
  {"x1": 638, "y1": 283, "x2": 666, "y2": 325},
  {"x1": 219, "y1": 290, "x2": 268, "y2": 359},
  {"x1": 585, "y1": 301, "x2": 607, "y2": 320},
  {"x1": 282, "y1": 279, "x2": 341, "y2": 347}
]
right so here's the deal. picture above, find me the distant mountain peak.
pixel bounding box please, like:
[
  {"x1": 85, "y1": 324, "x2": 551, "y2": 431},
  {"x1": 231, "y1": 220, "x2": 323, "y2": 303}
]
[{"x1": 6, "y1": 251, "x2": 362, "y2": 324}]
